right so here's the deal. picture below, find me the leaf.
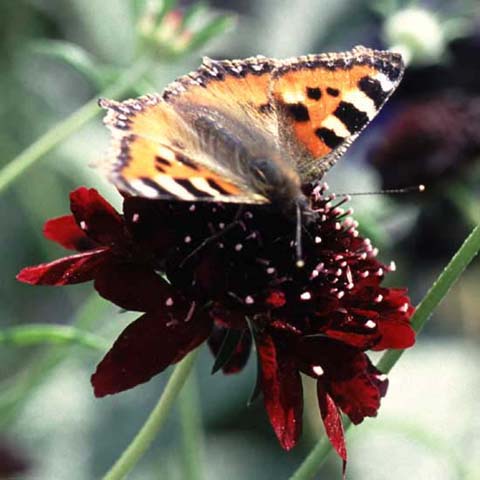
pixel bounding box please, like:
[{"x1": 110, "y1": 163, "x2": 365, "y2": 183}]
[
  {"x1": 211, "y1": 328, "x2": 244, "y2": 374},
  {"x1": 28, "y1": 40, "x2": 105, "y2": 88},
  {"x1": 0, "y1": 324, "x2": 109, "y2": 351},
  {"x1": 187, "y1": 14, "x2": 236, "y2": 51}
]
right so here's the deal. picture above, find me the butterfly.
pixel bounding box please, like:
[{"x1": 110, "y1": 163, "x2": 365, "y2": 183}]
[{"x1": 99, "y1": 45, "x2": 403, "y2": 223}]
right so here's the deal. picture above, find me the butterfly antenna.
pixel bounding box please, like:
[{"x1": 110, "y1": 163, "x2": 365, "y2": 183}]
[
  {"x1": 336, "y1": 184, "x2": 425, "y2": 196},
  {"x1": 295, "y1": 203, "x2": 305, "y2": 268}
]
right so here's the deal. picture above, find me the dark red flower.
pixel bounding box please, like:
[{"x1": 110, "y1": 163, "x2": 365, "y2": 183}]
[
  {"x1": 17, "y1": 183, "x2": 415, "y2": 463},
  {"x1": 371, "y1": 96, "x2": 480, "y2": 189}
]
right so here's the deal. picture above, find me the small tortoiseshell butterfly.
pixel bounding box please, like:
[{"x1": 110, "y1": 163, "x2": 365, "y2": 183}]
[{"x1": 99, "y1": 45, "x2": 403, "y2": 217}]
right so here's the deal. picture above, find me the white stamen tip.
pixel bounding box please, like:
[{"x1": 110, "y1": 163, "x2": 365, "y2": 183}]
[
  {"x1": 312, "y1": 365, "x2": 324, "y2": 376},
  {"x1": 365, "y1": 319, "x2": 376, "y2": 329},
  {"x1": 245, "y1": 295, "x2": 254, "y2": 305},
  {"x1": 315, "y1": 236, "x2": 322, "y2": 244},
  {"x1": 267, "y1": 267, "x2": 275, "y2": 274},
  {"x1": 184, "y1": 236, "x2": 192, "y2": 243},
  {"x1": 374, "y1": 294, "x2": 384, "y2": 303},
  {"x1": 80, "y1": 221, "x2": 87, "y2": 230},
  {"x1": 132, "y1": 213, "x2": 140, "y2": 223},
  {"x1": 399, "y1": 303, "x2": 409, "y2": 313},
  {"x1": 337, "y1": 291, "x2": 345, "y2": 299},
  {"x1": 300, "y1": 291, "x2": 312, "y2": 301},
  {"x1": 235, "y1": 243, "x2": 243, "y2": 251},
  {"x1": 389, "y1": 261, "x2": 397, "y2": 271},
  {"x1": 165, "y1": 297, "x2": 174, "y2": 307}
]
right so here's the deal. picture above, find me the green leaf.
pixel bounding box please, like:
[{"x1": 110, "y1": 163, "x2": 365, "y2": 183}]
[
  {"x1": 28, "y1": 40, "x2": 105, "y2": 88},
  {"x1": 181, "y1": 1, "x2": 208, "y2": 29},
  {"x1": 0, "y1": 324, "x2": 109, "y2": 351},
  {"x1": 211, "y1": 328, "x2": 244, "y2": 374},
  {"x1": 187, "y1": 14, "x2": 236, "y2": 52}
]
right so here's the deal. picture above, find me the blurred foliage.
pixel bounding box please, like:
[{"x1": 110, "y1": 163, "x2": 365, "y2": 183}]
[{"x1": 1, "y1": 0, "x2": 479, "y2": 479}]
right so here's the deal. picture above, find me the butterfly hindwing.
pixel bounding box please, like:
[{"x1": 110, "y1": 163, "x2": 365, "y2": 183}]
[
  {"x1": 99, "y1": 95, "x2": 268, "y2": 203},
  {"x1": 270, "y1": 45, "x2": 404, "y2": 180}
]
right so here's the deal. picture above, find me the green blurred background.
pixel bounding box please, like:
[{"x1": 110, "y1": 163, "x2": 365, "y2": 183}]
[{"x1": 1, "y1": 0, "x2": 480, "y2": 478}]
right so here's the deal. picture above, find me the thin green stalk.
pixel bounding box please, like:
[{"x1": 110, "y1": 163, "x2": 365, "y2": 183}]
[
  {"x1": 289, "y1": 222, "x2": 480, "y2": 480},
  {"x1": 0, "y1": 294, "x2": 109, "y2": 426},
  {"x1": 179, "y1": 367, "x2": 204, "y2": 480},
  {"x1": 0, "y1": 324, "x2": 109, "y2": 351},
  {"x1": 0, "y1": 55, "x2": 152, "y2": 193},
  {"x1": 102, "y1": 349, "x2": 199, "y2": 480}
]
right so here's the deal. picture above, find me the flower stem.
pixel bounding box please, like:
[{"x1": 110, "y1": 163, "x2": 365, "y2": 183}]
[
  {"x1": 289, "y1": 222, "x2": 480, "y2": 480},
  {"x1": 102, "y1": 349, "x2": 199, "y2": 480},
  {"x1": 0, "y1": 55, "x2": 152, "y2": 194},
  {"x1": 179, "y1": 366, "x2": 205, "y2": 480}
]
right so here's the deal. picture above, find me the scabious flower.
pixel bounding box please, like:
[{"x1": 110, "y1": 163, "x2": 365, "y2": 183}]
[
  {"x1": 371, "y1": 96, "x2": 480, "y2": 190},
  {"x1": 17, "y1": 184, "x2": 415, "y2": 465}
]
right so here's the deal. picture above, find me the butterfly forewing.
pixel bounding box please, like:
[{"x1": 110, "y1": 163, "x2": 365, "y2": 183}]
[{"x1": 270, "y1": 46, "x2": 404, "y2": 180}]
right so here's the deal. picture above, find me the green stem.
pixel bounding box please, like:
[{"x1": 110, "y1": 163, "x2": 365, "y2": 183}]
[
  {"x1": 289, "y1": 222, "x2": 480, "y2": 480},
  {"x1": 179, "y1": 366, "x2": 204, "y2": 480},
  {"x1": 0, "y1": 294, "x2": 109, "y2": 426},
  {"x1": 102, "y1": 349, "x2": 199, "y2": 480},
  {"x1": 0, "y1": 324, "x2": 109, "y2": 351},
  {"x1": 0, "y1": 55, "x2": 152, "y2": 194}
]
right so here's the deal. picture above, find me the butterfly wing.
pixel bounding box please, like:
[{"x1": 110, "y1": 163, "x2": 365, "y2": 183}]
[
  {"x1": 160, "y1": 55, "x2": 302, "y2": 204},
  {"x1": 99, "y1": 95, "x2": 267, "y2": 203},
  {"x1": 270, "y1": 45, "x2": 404, "y2": 180}
]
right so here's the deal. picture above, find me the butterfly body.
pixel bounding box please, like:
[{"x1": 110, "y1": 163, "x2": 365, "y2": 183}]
[{"x1": 99, "y1": 46, "x2": 404, "y2": 217}]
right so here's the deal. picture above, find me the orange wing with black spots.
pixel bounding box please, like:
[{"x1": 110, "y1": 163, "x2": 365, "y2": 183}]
[
  {"x1": 99, "y1": 95, "x2": 267, "y2": 203},
  {"x1": 271, "y1": 46, "x2": 405, "y2": 180}
]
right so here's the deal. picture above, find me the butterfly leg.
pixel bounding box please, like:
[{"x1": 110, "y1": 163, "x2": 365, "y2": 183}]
[{"x1": 295, "y1": 202, "x2": 305, "y2": 268}]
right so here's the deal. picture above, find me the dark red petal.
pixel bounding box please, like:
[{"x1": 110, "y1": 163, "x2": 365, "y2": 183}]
[
  {"x1": 43, "y1": 215, "x2": 97, "y2": 251},
  {"x1": 324, "y1": 328, "x2": 379, "y2": 350},
  {"x1": 296, "y1": 336, "x2": 368, "y2": 380},
  {"x1": 317, "y1": 383, "x2": 347, "y2": 467},
  {"x1": 91, "y1": 306, "x2": 212, "y2": 396},
  {"x1": 329, "y1": 372, "x2": 382, "y2": 424},
  {"x1": 16, "y1": 248, "x2": 109, "y2": 286},
  {"x1": 257, "y1": 333, "x2": 303, "y2": 450},
  {"x1": 207, "y1": 325, "x2": 252, "y2": 374},
  {"x1": 70, "y1": 187, "x2": 124, "y2": 245},
  {"x1": 94, "y1": 262, "x2": 173, "y2": 311},
  {"x1": 373, "y1": 316, "x2": 416, "y2": 350}
]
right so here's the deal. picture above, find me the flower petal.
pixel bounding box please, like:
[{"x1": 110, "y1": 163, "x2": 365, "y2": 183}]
[
  {"x1": 317, "y1": 383, "x2": 347, "y2": 467},
  {"x1": 43, "y1": 215, "x2": 97, "y2": 251},
  {"x1": 257, "y1": 333, "x2": 303, "y2": 450},
  {"x1": 373, "y1": 316, "x2": 416, "y2": 350},
  {"x1": 70, "y1": 187, "x2": 124, "y2": 245},
  {"x1": 329, "y1": 369, "x2": 384, "y2": 424},
  {"x1": 16, "y1": 248, "x2": 109, "y2": 286},
  {"x1": 91, "y1": 305, "x2": 212, "y2": 396},
  {"x1": 94, "y1": 262, "x2": 173, "y2": 311}
]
